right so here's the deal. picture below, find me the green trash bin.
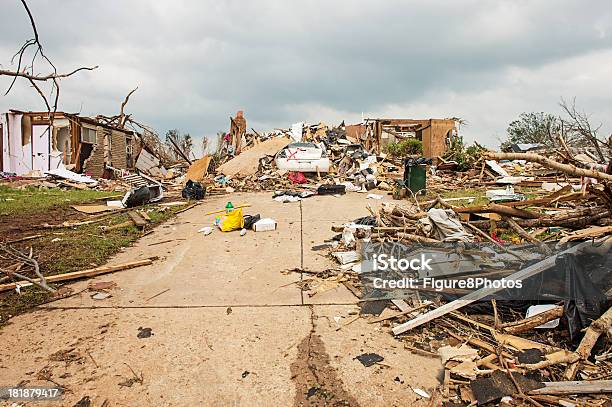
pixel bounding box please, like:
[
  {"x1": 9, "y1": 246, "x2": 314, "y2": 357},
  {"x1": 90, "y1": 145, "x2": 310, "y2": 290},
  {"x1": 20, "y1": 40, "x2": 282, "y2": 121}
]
[{"x1": 404, "y1": 159, "x2": 427, "y2": 194}]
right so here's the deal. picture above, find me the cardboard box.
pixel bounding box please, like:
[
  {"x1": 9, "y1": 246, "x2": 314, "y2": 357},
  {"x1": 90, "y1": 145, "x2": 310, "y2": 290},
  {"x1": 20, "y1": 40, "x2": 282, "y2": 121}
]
[{"x1": 253, "y1": 218, "x2": 277, "y2": 232}]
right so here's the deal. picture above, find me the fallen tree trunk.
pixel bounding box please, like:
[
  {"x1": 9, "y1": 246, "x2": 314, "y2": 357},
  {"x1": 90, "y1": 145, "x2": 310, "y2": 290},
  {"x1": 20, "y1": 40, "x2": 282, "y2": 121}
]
[
  {"x1": 0, "y1": 258, "x2": 156, "y2": 292},
  {"x1": 454, "y1": 203, "x2": 540, "y2": 219},
  {"x1": 484, "y1": 152, "x2": 612, "y2": 182},
  {"x1": 503, "y1": 216, "x2": 552, "y2": 254},
  {"x1": 468, "y1": 209, "x2": 609, "y2": 230},
  {"x1": 564, "y1": 305, "x2": 612, "y2": 380},
  {"x1": 501, "y1": 305, "x2": 564, "y2": 334}
]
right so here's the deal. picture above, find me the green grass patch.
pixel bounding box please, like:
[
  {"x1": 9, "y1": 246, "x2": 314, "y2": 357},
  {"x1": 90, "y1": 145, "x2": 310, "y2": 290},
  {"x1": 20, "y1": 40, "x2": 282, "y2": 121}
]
[
  {"x1": 0, "y1": 193, "x2": 187, "y2": 327},
  {"x1": 0, "y1": 186, "x2": 116, "y2": 217}
]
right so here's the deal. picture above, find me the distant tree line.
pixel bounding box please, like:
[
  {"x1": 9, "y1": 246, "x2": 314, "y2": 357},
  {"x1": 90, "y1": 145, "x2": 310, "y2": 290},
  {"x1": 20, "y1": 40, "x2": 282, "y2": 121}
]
[{"x1": 502, "y1": 98, "x2": 612, "y2": 161}]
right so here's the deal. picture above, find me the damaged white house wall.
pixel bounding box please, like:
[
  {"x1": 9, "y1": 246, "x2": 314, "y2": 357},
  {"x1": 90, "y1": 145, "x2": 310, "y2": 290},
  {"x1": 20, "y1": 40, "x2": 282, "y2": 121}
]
[{"x1": 1, "y1": 112, "x2": 66, "y2": 175}]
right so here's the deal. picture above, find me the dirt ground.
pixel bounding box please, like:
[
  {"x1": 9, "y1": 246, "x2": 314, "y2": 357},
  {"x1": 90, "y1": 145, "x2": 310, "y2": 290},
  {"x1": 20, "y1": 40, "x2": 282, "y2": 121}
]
[{"x1": 0, "y1": 192, "x2": 442, "y2": 406}]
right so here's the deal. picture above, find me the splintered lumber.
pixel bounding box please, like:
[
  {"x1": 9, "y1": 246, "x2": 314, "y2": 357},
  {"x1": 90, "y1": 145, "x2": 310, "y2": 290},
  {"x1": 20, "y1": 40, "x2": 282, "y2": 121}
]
[
  {"x1": 217, "y1": 136, "x2": 291, "y2": 177},
  {"x1": 485, "y1": 152, "x2": 612, "y2": 182},
  {"x1": 41, "y1": 219, "x2": 101, "y2": 229},
  {"x1": 520, "y1": 350, "x2": 579, "y2": 370},
  {"x1": 138, "y1": 210, "x2": 152, "y2": 221},
  {"x1": 454, "y1": 203, "x2": 540, "y2": 219},
  {"x1": 503, "y1": 216, "x2": 552, "y2": 255},
  {"x1": 394, "y1": 232, "x2": 440, "y2": 244},
  {"x1": 501, "y1": 305, "x2": 564, "y2": 334},
  {"x1": 368, "y1": 302, "x2": 430, "y2": 323},
  {"x1": 559, "y1": 225, "x2": 612, "y2": 245},
  {"x1": 392, "y1": 241, "x2": 590, "y2": 335},
  {"x1": 445, "y1": 330, "x2": 512, "y2": 358},
  {"x1": 564, "y1": 305, "x2": 612, "y2": 380},
  {"x1": 529, "y1": 380, "x2": 612, "y2": 395},
  {"x1": 167, "y1": 135, "x2": 192, "y2": 164},
  {"x1": 0, "y1": 258, "x2": 156, "y2": 292},
  {"x1": 127, "y1": 211, "x2": 147, "y2": 228},
  {"x1": 102, "y1": 220, "x2": 134, "y2": 231},
  {"x1": 391, "y1": 299, "x2": 411, "y2": 312},
  {"x1": 468, "y1": 207, "x2": 609, "y2": 230},
  {"x1": 72, "y1": 205, "x2": 118, "y2": 214},
  {"x1": 185, "y1": 155, "x2": 212, "y2": 182}
]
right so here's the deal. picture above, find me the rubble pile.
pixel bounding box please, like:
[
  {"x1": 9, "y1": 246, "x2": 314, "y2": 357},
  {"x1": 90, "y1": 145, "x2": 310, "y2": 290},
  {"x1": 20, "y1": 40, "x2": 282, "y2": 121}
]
[
  {"x1": 302, "y1": 146, "x2": 612, "y2": 405},
  {"x1": 208, "y1": 121, "x2": 402, "y2": 194}
]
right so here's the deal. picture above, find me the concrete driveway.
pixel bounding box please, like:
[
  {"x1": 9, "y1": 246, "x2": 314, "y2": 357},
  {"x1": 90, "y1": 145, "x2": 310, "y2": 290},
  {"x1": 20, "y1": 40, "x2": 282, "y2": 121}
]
[{"x1": 0, "y1": 192, "x2": 441, "y2": 406}]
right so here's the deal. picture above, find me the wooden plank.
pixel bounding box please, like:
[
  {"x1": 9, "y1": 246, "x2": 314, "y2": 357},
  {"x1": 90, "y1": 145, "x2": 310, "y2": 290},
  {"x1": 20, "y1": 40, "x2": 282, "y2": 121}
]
[
  {"x1": 559, "y1": 225, "x2": 612, "y2": 244},
  {"x1": 217, "y1": 136, "x2": 291, "y2": 178},
  {"x1": 127, "y1": 211, "x2": 147, "y2": 228},
  {"x1": 369, "y1": 303, "x2": 430, "y2": 323},
  {"x1": 391, "y1": 299, "x2": 411, "y2": 312},
  {"x1": 72, "y1": 205, "x2": 118, "y2": 214},
  {"x1": 392, "y1": 241, "x2": 590, "y2": 335},
  {"x1": 138, "y1": 210, "x2": 152, "y2": 221},
  {"x1": 102, "y1": 220, "x2": 134, "y2": 231},
  {"x1": 185, "y1": 156, "x2": 212, "y2": 182},
  {"x1": 0, "y1": 258, "x2": 155, "y2": 292},
  {"x1": 529, "y1": 380, "x2": 612, "y2": 395},
  {"x1": 454, "y1": 203, "x2": 540, "y2": 219}
]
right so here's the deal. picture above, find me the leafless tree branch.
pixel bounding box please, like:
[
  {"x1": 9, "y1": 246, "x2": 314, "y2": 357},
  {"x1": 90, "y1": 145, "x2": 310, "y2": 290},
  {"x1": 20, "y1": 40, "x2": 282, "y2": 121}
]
[
  {"x1": 0, "y1": 243, "x2": 55, "y2": 293},
  {"x1": 0, "y1": 66, "x2": 99, "y2": 83},
  {"x1": 119, "y1": 87, "x2": 138, "y2": 127},
  {"x1": 1, "y1": 0, "x2": 98, "y2": 123},
  {"x1": 559, "y1": 97, "x2": 608, "y2": 161}
]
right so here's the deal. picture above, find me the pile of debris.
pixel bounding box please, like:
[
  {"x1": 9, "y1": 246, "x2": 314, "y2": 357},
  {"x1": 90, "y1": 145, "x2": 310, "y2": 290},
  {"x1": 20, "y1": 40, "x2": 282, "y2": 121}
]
[
  {"x1": 296, "y1": 149, "x2": 612, "y2": 405},
  {"x1": 206, "y1": 120, "x2": 402, "y2": 195}
]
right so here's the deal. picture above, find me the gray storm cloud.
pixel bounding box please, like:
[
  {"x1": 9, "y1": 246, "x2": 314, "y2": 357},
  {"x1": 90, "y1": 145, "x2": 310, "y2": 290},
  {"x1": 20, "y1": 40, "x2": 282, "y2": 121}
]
[{"x1": 1, "y1": 0, "x2": 612, "y2": 155}]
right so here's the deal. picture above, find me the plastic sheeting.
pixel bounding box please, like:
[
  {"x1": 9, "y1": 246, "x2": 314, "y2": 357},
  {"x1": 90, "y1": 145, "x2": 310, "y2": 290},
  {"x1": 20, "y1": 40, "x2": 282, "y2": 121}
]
[{"x1": 419, "y1": 208, "x2": 474, "y2": 242}]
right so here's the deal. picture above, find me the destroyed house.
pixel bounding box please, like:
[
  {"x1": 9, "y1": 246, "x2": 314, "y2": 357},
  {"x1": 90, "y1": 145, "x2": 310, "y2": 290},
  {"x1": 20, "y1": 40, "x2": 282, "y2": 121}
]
[
  {"x1": 363, "y1": 118, "x2": 458, "y2": 159},
  {"x1": 1, "y1": 110, "x2": 137, "y2": 177}
]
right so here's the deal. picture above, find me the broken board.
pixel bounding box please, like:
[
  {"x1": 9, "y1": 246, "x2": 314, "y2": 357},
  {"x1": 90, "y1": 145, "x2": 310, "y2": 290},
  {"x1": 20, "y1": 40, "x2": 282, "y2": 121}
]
[
  {"x1": 217, "y1": 136, "x2": 291, "y2": 178},
  {"x1": 72, "y1": 205, "x2": 119, "y2": 215},
  {"x1": 185, "y1": 156, "x2": 212, "y2": 182}
]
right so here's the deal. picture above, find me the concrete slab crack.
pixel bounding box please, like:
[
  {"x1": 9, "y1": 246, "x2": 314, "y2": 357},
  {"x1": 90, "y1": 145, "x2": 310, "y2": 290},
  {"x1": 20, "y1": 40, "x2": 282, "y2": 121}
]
[{"x1": 290, "y1": 305, "x2": 360, "y2": 407}]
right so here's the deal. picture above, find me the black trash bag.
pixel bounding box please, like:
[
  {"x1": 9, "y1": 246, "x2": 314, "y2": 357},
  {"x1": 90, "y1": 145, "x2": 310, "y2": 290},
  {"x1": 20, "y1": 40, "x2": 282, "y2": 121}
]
[
  {"x1": 182, "y1": 180, "x2": 206, "y2": 200},
  {"x1": 454, "y1": 252, "x2": 609, "y2": 344},
  {"x1": 243, "y1": 214, "x2": 261, "y2": 230},
  {"x1": 124, "y1": 186, "x2": 151, "y2": 207},
  {"x1": 317, "y1": 184, "x2": 346, "y2": 195},
  {"x1": 560, "y1": 254, "x2": 608, "y2": 342}
]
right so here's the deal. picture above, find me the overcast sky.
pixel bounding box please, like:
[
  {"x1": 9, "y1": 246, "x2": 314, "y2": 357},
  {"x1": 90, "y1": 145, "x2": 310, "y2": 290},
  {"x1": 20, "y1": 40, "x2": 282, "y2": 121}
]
[{"x1": 1, "y1": 0, "x2": 612, "y2": 155}]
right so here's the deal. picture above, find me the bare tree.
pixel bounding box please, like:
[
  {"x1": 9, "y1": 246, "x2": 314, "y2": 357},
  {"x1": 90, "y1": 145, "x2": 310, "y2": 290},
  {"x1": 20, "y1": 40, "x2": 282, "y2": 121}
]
[
  {"x1": 1, "y1": 0, "x2": 98, "y2": 119},
  {"x1": 559, "y1": 98, "x2": 609, "y2": 161},
  {"x1": 96, "y1": 86, "x2": 139, "y2": 129}
]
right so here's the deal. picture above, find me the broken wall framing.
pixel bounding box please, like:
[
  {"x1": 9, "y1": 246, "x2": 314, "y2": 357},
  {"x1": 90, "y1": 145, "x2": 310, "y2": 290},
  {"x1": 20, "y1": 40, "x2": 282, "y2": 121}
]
[
  {"x1": 1, "y1": 110, "x2": 137, "y2": 176},
  {"x1": 364, "y1": 118, "x2": 457, "y2": 159}
]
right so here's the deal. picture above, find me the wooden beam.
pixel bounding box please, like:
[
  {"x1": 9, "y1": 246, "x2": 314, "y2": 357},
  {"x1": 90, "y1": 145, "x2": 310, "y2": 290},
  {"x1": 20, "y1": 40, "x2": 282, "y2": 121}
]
[
  {"x1": 454, "y1": 203, "x2": 540, "y2": 219},
  {"x1": 127, "y1": 211, "x2": 147, "y2": 228},
  {"x1": 0, "y1": 258, "x2": 156, "y2": 292},
  {"x1": 529, "y1": 380, "x2": 612, "y2": 395}
]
